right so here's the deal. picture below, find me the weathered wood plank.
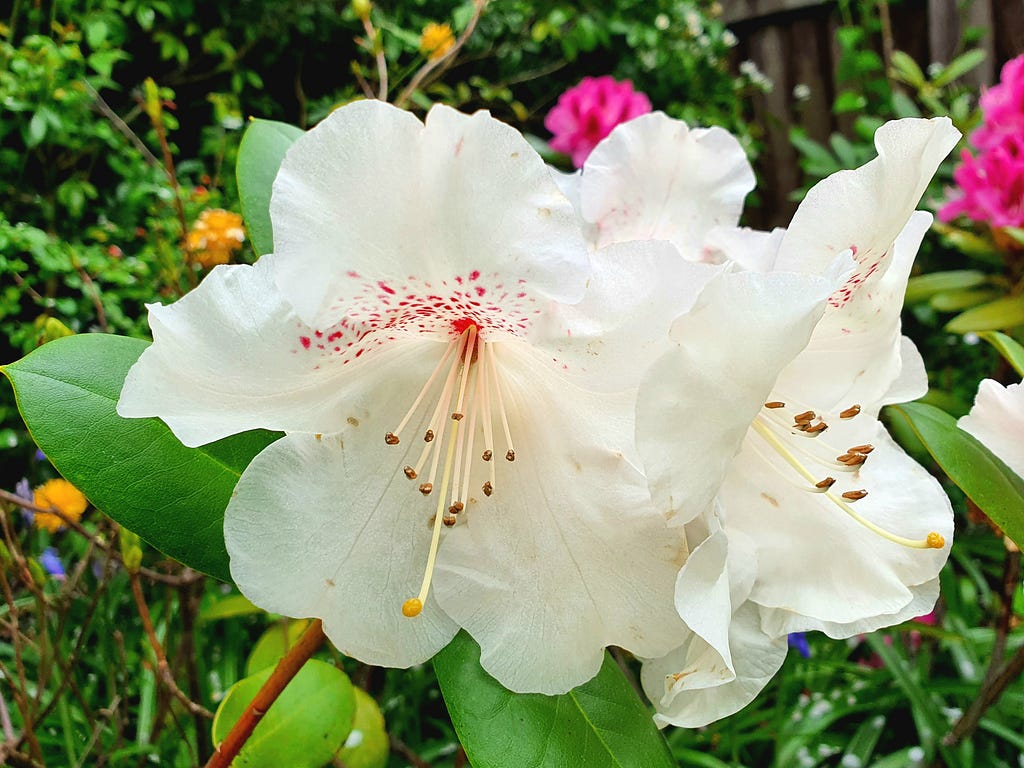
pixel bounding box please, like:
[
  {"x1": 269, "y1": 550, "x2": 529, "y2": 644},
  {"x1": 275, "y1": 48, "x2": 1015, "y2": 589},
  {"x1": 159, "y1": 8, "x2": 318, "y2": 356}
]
[{"x1": 721, "y1": 0, "x2": 826, "y2": 24}]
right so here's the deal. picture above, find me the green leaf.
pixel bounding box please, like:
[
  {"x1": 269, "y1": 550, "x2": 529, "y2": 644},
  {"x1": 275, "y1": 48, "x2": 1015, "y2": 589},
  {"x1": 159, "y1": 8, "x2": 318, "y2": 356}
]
[
  {"x1": 978, "y1": 331, "x2": 1024, "y2": 377},
  {"x1": 932, "y1": 49, "x2": 987, "y2": 87},
  {"x1": 212, "y1": 659, "x2": 355, "y2": 768},
  {"x1": 887, "y1": 402, "x2": 1024, "y2": 547},
  {"x1": 889, "y1": 50, "x2": 926, "y2": 88},
  {"x1": 336, "y1": 687, "x2": 389, "y2": 768},
  {"x1": 200, "y1": 594, "x2": 263, "y2": 622},
  {"x1": 904, "y1": 270, "x2": 987, "y2": 304},
  {"x1": 246, "y1": 619, "x2": 311, "y2": 676},
  {"x1": 930, "y1": 288, "x2": 1001, "y2": 312},
  {"x1": 434, "y1": 632, "x2": 675, "y2": 768},
  {"x1": 1, "y1": 334, "x2": 279, "y2": 581},
  {"x1": 237, "y1": 119, "x2": 304, "y2": 256},
  {"x1": 946, "y1": 295, "x2": 1024, "y2": 333}
]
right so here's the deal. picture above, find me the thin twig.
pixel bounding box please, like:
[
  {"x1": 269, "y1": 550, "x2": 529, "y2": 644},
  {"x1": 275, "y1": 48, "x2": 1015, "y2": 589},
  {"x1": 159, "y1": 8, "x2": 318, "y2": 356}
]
[
  {"x1": 394, "y1": 0, "x2": 488, "y2": 108},
  {"x1": 82, "y1": 80, "x2": 160, "y2": 167},
  {"x1": 129, "y1": 570, "x2": 213, "y2": 720},
  {"x1": 361, "y1": 16, "x2": 388, "y2": 100},
  {"x1": 0, "y1": 490, "x2": 201, "y2": 586},
  {"x1": 72, "y1": 695, "x2": 121, "y2": 768},
  {"x1": 74, "y1": 260, "x2": 109, "y2": 333},
  {"x1": 204, "y1": 619, "x2": 326, "y2": 768},
  {"x1": 388, "y1": 734, "x2": 433, "y2": 768}
]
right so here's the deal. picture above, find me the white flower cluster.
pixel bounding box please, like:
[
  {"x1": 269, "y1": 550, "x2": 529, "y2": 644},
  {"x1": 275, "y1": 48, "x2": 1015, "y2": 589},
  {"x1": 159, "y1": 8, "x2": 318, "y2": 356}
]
[{"x1": 119, "y1": 102, "x2": 959, "y2": 725}]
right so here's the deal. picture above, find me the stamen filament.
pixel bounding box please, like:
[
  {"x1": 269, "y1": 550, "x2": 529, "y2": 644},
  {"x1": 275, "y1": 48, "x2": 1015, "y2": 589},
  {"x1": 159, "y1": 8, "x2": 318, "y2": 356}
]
[
  {"x1": 460, "y1": 355, "x2": 482, "y2": 507},
  {"x1": 479, "y1": 341, "x2": 497, "y2": 494},
  {"x1": 391, "y1": 337, "x2": 460, "y2": 439},
  {"x1": 448, "y1": 328, "x2": 477, "y2": 505},
  {"x1": 489, "y1": 344, "x2": 516, "y2": 461},
  {"x1": 750, "y1": 419, "x2": 943, "y2": 549}
]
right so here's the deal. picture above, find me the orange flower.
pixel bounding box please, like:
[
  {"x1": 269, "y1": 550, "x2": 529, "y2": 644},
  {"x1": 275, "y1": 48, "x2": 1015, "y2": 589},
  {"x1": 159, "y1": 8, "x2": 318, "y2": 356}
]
[
  {"x1": 33, "y1": 479, "x2": 88, "y2": 533},
  {"x1": 419, "y1": 22, "x2": 454, "y2": 61},
  {"x1": 187, "y1": 209, "x2": 245, "y2": 268}
]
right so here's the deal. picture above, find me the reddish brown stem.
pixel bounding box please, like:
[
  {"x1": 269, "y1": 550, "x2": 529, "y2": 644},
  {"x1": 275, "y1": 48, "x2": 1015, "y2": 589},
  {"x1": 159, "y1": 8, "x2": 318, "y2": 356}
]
[{"x1": 204, "y1": 619, "x2": 326, "y2": 768}]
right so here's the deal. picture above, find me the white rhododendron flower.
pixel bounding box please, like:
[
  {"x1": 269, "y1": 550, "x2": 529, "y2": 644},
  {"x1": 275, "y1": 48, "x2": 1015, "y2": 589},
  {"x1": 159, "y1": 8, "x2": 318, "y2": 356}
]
[
  {"x1": 959, "y1": 379, "x2": 1024, "y2": 479},
  {"x1": 575, "y1": 114, "x2": 959, "y2": 725},
  {"x1": 117, "y1": 101, "x2": 837, "y2": 695}
]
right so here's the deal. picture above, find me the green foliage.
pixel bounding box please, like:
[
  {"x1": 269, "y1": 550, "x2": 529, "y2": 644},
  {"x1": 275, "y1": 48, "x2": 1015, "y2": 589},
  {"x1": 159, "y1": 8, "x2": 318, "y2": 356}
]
[
  {"x1": 237, "y1": 119, "x2": 304, "y2": 256},
  {"x1": 434, "y1": 631, "x2": 676, "y2": 768},
  {"x1": 1, "y1": 334, "x2": 279, "y2": 579},
  {"x1": 211, "y1": 659, "x2": 356, "y2": 767},
  {"x1": 888, "y1": 402, "x2": 1024, "y2": 548}
]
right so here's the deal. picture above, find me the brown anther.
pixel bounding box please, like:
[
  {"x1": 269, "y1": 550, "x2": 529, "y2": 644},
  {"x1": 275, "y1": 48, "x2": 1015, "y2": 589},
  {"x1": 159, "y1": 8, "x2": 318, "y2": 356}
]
[
  {"x1": 384, "y1": 431, "x2": 400, "y2": 445},
  {"x1": 424, "y1": 429, "x2": 435, "y2": 442},
  {"x1": 314, "y1": 433, "x2": 322, "y2": 441},
  {"x1": 836, "y1": 453, "x2": 867, "y2": 466},
  {"x1": 506, "y1": 449, "x2": 516, "y2": 462},
  {"x1": 443, "y1": 515, "x2": 457, "y2": 527},
  {"x1": 848, "y1": 444, "x2": 874, "y2": 454},
  {"x1": 403, "y1": 466, "x2": 417, "y2": 479},
  {"x1": 450, "y1": 501, "x2": 465, "y2": 514},
  {"x1": 764, "y1": 401, "x2": 786, "y2": 409},
  {"x1": 451, "y1": 412, "x2": 465, "y2": 421},
  {"x1": 482, "y1": 449, "x2": 493, "y2": 461},
  {"x1": 793, "y1": 410, "x2": 816, "y2": 423},
  {"x1": 804, "y1": 422, "x2": 828, "y2": 435},
  {"x1": 418, "y1": 482, "x2": 433, "y2": 495},
  {"x1": 841, "y1": 489, "x2": 868, "y2": 501},
  {"x1": 840, "y1": 404, "x2": 862, "y2": 419},
  {"x1": 482, "y1": 481, "x2": 493, "y2": 496},
  {"x1": 815, "y1": 477, "x2": 836, "y2": 489}
]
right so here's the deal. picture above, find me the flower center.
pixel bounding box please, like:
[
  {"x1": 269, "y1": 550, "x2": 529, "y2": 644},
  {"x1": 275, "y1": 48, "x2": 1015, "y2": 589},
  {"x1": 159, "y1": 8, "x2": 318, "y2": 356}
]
[
  {"x1": 750, "y1": 399, "x2": 944, "y2": 550},
  {"x1": 381, "y1": 321, "x2": 519, "y2": 618}
]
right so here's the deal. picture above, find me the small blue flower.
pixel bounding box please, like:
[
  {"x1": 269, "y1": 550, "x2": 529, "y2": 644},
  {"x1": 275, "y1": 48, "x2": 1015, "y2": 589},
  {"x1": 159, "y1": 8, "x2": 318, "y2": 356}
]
[
  {"x1": 40, "y1": 547, "x2": 66, "y2": 580},
  {"x1": 14, "y1": 478, "x2": 34, "y2": 524},
  {"x1": 788, "y1": 632, "x2": 811, "y2": 658},
  {"x1": 35, "y1": 449, "x2": 47, "y2": 462}
]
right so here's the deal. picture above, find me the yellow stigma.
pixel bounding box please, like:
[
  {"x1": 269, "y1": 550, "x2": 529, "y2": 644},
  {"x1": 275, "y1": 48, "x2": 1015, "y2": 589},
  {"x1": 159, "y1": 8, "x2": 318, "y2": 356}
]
[
  {"x1": 927, "y1": 532, "x2": 945, "y2": 549},
  {"x1": 402, "y1": 598, "x2": 423, "y2": 617}
]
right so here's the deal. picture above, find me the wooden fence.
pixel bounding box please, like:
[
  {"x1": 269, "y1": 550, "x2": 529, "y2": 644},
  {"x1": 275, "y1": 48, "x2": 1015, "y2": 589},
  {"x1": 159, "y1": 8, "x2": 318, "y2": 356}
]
[{"x1": 723, "y1": 0, "x2": 1024, "y2": 227}]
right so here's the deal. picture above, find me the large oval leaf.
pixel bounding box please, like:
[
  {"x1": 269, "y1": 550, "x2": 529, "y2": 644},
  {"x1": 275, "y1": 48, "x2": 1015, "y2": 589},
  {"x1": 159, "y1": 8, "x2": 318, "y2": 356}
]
[
  {"x1": 945, "y1": 295, "x2": 1024, "y2": 333},
  {"x1": 979, "y1": 331, "x2": 1024, "y2": 377},
  {"x1": 434, "y1": 632, "x2": 676, "y2": 768},
  {"x1": 1, "y1": 334, "x2": 279, "y2": 581},
  {"x1": 237, "y1": 118, "x2": 305, "y2": 256},
  {"x1": 888, "y1": 401, "x2": 1024, "y2": 547},
  {"x1": 211, "y1": 658, "x2": 355, "y2": 768}
]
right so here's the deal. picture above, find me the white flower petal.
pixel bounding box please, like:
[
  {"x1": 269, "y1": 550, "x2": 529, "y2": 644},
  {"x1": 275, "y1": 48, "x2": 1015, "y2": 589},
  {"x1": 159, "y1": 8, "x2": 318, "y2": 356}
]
[
  {"x1": 271, "y1": 101, "x2": 590, "y2": 328},
  {"x1": 580, "y1": 112, "x2": 755, "y2": 259},
  {"x1": 959, "y1": 378, "x2": 1024, "y2": 478},
  {"x1": 775, "y1": 117, "x2": 959, "y2": 288},
  {"x1": 117, "y1": 257, "x2": 419, "y2": 446},
  {"x1": 528, "y1": 240, "x2": 720, "y2": 391},
  {"x1": 637, "y1": 270, "x2": 833, "y2": 523},
  {"x1": 772, "y1": 212, "x2": 932, "y2": 416},
  {"x1": 759, "y1": 578, "x2": 939, "y2": 639},
  {"x1": 644, "y1": 602, "x2": 786, "y2": 729},
  {"x1": 225, "y1": 433, "x2": 459, "y2": 668},
  {"x1": 703, "y1": 225, "x2": 786, "y2": 272},
  {"x1": 724, "y1": 424, "x2": 952, "y2": 624},
  {"x1": 434, "y1": 342, "x2": 687, "y2": 694}
]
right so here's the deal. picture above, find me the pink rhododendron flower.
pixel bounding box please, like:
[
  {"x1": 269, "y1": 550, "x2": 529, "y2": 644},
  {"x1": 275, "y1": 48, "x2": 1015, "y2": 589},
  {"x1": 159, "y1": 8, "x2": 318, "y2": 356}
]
[
  {"x1": 938, "y1": 134, "x2": 1024, "y2": 227},
  {"x1": 545, "y1": 76, "x2": 652, "y2": 168},
  {"x1": 972, "y1": 55, "x2": 1024, "y2": 150}
]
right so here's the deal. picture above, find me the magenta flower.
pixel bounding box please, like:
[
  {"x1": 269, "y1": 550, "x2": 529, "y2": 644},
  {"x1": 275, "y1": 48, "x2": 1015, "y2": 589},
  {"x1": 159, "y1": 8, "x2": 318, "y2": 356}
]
[
  {"x1": 938, "y1": 135, "x2": 1024, "y2": 228},
  {"x1": 544, "y1": 76, "x2": 652, "y2": 168},
  {"x1": 972, "y1": 56, "x2": 1024, "y2": 150}
]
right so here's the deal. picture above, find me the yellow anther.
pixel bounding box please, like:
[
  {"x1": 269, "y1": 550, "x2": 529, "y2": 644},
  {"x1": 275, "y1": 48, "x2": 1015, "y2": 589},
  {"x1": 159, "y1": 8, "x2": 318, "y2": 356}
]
[
  {"x1": 927, "y1": 532, "x2": 945, "y2": 549},
  {"x1": 402, "y1": 598, "x2": 423, "y2": 617}
]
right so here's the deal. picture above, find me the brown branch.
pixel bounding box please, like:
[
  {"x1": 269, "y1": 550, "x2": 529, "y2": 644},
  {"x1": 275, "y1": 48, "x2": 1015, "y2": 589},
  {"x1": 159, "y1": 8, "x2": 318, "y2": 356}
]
[
  {"x1": 129, "y1": 571, "x2": 213, "y2": 720},
  {"x1": 204, "y1": 619, "x2": 326, "y2": 768},
  {"x1": 394, "y1": 0, "x2": 488, "y2": 109},
  {"x1": 361, "y1": 16, "x2": 388, "y2": 101},
  {"x1": 82, "y1": 80, "x2": 160, "y2": 167},
  {"x1": 388, "y1": 734, "x2": 433, "y2": 768},
  {"x1": 73, "y1": 261, "x2": 109, "y2": 333}
]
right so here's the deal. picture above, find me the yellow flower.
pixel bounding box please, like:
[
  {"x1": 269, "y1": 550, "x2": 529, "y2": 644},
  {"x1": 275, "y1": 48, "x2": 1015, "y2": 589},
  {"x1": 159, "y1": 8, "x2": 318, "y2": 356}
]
[
  {"x1": 33, "y1": 479, "x2": 88, "y2": 533},
  {"x1": 419, "y1": 22, "x2": 454, "y2": 61},
  {"x1": 187, "y1": 209, "x2": 246, "y2": 269}
]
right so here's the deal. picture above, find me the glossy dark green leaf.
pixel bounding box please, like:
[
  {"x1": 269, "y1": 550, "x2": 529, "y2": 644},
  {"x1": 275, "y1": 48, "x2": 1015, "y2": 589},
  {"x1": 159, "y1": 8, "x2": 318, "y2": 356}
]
[
  {"x1": 211, "y1": 659, "x2": 355, "y2": 768},
  {"x1": 237, "y1": 118, "x2": 305, "y2": 256},
  {"x1": 979, "y1": 331, "x2": 1024, "y2": 377},
  {"x1": 888, "y1": 402, "x2": 1024, "y2": 547},
  {"x1": 434, "y1": 631, "x2": 675, "y2": 768},
  {"x1": 1, "y1": 334, "x2": 279, "y2": 581}
]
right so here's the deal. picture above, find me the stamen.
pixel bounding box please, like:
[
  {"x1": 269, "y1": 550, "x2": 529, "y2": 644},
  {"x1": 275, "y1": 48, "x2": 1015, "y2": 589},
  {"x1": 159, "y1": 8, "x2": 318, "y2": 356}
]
[
  {"x1": 482, "y1": 480, "x2": 493, "y2": 496},
  {"x1": 848, "y1": 444, "x2": 874, "y2": 454},
  {"x1": 418, "y1": 483, "x2": 433, "y2": 495},
  {"x1": 765, "y1": 401, "x2": 786, "y2": 409},
  {"x1": 424, "y1": 429, "x2": 435, "y2": 443},
  {"x1": 459, "y1": 352, "x2": 483, "y2": 508},
  {"x1": 489, "y1": 343, "x2": 517, "y2": 462},
  {"x1": 404, "y1": 466, "x2": 417, "y2": 479},
  {"x1": 404, "y1": 395, "x2": 463, "y2": 619},
  {"x1": 384, "y1": 432, "x2": 400, "y2": 445},
  {"x1": 448, "y1": 328, "x2": 477, "y2": 508},
  {"x1": 482, "y1": 449, "x2": 492, "y2": 461},
  {"x1": 836, "y1": 452, "x2": 867, "y2": 467},
  {"x1": 840, "y1": 404, "x2": 862, "y2": 419},
  {"x1": 478, "y1": 342, "x2": 497, "y2": 494},
  {"x1": 815, "y1": 477, "x2": 836, "y2": 490},
  {"x1": 749, "y1": 419, "x2": 944, "y2": 549},
  {"x1": 793, "y1": 410, "x2": 816, "y2": 424},
  {"x1": 389, "y1": 336, "x2": 460, "y2": 442}
]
